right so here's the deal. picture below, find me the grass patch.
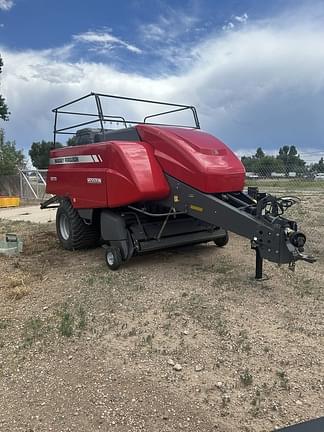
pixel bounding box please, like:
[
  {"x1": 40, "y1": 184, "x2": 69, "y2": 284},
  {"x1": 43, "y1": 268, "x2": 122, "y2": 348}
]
[
  {"x1": 77, "y1": 305, "x2": 87, "y2": 331},
  {"x1": 57, "y1": 303, "x2": 88, "y2": 337},
  {"x1": 81, "y1": 272, "x2": 113, "y2": 288},
  {"x1": 22, "y1": 317, "x2": 49, "y2": 347},
  {"x1": 190, "y1": 260, "x2": 233, "y2": 277},
  {"x1": 237, "y1": 329, "x2": 252, "y2": 353},
  {"x1": 276, "y1": 370, "x2": 289, "y2": 389},
  {"x1": 294, "y1": 278, "x2": 323, "y2": 299},
  {"x1": 164, "y1": 292, "x2": 231, "y2": 336},
  {"x1": 215, "y1": 318, "x2": 229, "y2": 337},
  {"x1": 0, "y1": 319, "x2": 9, "y2": 330},
  {"x1": 58, "y1": 306, "x2": 74, "y2": 337},
  {"x1": 240, "y1": 368, "x2": 253, "y2": 386}
]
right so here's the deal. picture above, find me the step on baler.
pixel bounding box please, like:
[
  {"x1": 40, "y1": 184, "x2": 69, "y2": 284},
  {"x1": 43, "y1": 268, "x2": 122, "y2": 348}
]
[{"x1": 41, "y1": 93, "x2": 315, "y2": 278}]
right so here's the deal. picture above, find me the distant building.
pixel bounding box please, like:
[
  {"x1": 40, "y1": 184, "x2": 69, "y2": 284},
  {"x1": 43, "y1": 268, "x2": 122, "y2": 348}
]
[
  {"x1": 271, "y1": 172, "x2": 285, "y2": 178},
  {"x1": 246, "y1": 172, "x2": 259, "y2": 179}
]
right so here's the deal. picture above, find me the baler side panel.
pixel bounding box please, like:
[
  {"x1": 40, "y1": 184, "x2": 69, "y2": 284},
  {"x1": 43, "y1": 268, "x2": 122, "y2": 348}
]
[
  {"x1": 106, "y1": 141, "x2": 170, "y2": 207},
  {"x1": 46, "y1": 143, "x2": 109, "y2": 208},
  {"x1": 46, "y1": 140, "x2": 169, "y2": 209},
  {"x1": 136, "y1": 125, "x2": 245, "y2": 193}
]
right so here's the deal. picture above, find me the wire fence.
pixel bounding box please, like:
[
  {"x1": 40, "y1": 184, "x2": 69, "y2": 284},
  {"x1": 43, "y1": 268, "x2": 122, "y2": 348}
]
[
  {"x1": 245, "y1": 165, "x2": 323, "y2": 257},
  {"x1": 0, "y1": 169, "x2": 48, "y2": 201},
  {"x1": 245, "y1": 167, "x2": 324, "y2": 194}
]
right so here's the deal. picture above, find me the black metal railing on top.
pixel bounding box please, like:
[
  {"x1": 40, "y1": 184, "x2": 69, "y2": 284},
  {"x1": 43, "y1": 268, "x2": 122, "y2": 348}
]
[{"x1": 52, "y1": 92, "x2": 200, "y2": 146}]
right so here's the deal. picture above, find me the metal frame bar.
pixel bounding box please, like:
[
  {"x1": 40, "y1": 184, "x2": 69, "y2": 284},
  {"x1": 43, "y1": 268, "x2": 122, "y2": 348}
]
[
  {"x1": 55, "y1": 118, "x2": 102, "y2": 133},
  {"x1": 56, "y1": 110, "x2": 129, "y2": 126},
  {"x1": 161, "y1": 174, "x2": 314, "y2": 274},
  {"x1": 127, "y1": 205, "x2": 186, "y2": 218},
  {"x1": 143, "y1": 106, "x2": 191, "y2": 123},
  {"x1": 52, "y1": 92, "x2": 200, "y2": 146}
]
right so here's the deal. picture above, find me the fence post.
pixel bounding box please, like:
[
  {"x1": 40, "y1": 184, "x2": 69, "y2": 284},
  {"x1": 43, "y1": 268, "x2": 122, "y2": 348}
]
[{"x1": 19, "y1": 170, "x2": 23, "y2": 199}]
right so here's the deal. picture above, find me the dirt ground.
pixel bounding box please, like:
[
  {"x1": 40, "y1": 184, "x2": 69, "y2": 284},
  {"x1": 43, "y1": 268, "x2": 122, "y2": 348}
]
[
  {"x1": 0, "y1": 194, "x2": 323, "y2": 432},
  {"x1": 0, "y1": 205, "x2": 56, "y2": 224}
]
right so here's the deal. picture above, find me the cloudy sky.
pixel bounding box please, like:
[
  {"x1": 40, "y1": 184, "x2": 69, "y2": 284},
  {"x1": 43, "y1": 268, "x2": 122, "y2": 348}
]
[{"x1": 0, "y1": 0, "x2": 323, "y2": 162}]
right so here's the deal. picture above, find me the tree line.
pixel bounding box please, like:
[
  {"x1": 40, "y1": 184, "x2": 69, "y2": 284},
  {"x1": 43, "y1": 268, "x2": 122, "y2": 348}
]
[{"x1": 241, "y1": 146, "x2": 323, "y2": 175}]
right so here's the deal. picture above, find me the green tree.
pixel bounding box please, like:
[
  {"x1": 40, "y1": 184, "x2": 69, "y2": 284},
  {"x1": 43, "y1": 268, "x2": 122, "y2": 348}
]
[
  {"x1": 0, "y1": 55, "x2": 9, "y2": 121},
  {"x1": 241, "y1": 155, "x2": 255, "y2": 172},
  {"x1": 254, "y1": 155, "x2": 284, "y2": 175},
  {"x1": 66, "y1": 136, "x2": 77, "y2": 146},
  {"x1": 241, "y1": 147, "x2": 266, "y2": 172},
  {"x1": 311, "y1": 157, "x2": 324, "y2": 173},
  {"x1": 29, "y1": 140, "x2": 63, "y2": 169},
  {"x1": 277, "y1": 145, "x2": 305, "y2": 174},
  {"x1": 255, "y1": 147, "x2": 265, "y2": 159},
  {"x1": 0, "y1": 129, "x2": 24, "y2": 175}
]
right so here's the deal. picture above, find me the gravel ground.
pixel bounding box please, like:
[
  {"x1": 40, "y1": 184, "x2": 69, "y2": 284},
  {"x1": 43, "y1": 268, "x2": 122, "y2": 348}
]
[{"x1": 0, "y1": 194, "x2": 323, "y2": 432}]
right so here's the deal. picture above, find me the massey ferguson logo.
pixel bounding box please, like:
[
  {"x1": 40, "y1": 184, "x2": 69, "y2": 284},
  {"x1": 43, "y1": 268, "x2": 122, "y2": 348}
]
[
  {"x1": 49, "y1": 154, "x2": 103, "y2": 165},
  {"x1": 87, "y1": 177, "x2": 102, "y2": 184}
]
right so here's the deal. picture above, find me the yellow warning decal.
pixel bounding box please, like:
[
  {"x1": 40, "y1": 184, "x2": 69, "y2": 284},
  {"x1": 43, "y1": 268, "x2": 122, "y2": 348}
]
[{"x1": 190, "y1": 204, "x2": 204, "y2": 212}]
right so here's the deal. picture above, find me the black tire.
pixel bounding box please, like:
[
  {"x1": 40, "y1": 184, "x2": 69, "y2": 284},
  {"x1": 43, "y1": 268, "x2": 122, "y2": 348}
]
[
  {"x1": 105, "y1": 247, "x2": 122, "y2": 270},
  {"x1": 214, "y1": 231, "x2": 229, "y2": 247},
  {"x1": 56, "y1": 199, "x2": 99, "y2": 250}
]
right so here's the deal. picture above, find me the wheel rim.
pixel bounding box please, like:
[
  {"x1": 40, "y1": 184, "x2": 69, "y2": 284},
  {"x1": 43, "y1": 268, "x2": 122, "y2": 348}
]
[
  {"x1": 59, "y1": 214, "x2": 70, "y2": 240},
  {"x1": 106, "y1": 251, "x2": 115, "y2": 266}
]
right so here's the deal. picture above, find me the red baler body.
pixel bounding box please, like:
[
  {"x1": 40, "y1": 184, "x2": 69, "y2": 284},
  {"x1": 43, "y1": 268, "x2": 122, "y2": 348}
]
[{"x1": 47, "y1": 125, "x2": 245, "y2": 208}]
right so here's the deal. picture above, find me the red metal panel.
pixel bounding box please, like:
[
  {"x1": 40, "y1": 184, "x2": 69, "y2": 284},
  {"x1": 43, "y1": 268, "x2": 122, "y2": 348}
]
[
  {"x1": 136, "y1": 125, "x2": 245, "y2": 193},
  {"x1": 46, "y1": 143, "x2": 109, "y2": 208},
  {"x1": 106, "y1": 141, "x2": 169, "y2": 207},
  {"x1": 46, "y1": 141, "x2": 169, "y2": 208}
]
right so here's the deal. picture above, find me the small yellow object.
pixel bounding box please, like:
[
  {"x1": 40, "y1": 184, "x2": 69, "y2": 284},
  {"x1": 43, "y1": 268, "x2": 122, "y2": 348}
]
[
  {"x1": 190, "y1": 204, "x2": 203, "y2": 212},
  {"x1": 0, "y1": 196, "x2": 20, "y2": 208},
  {"x1": 174, "y1": 195, "x2": 180, "y2": 203}
]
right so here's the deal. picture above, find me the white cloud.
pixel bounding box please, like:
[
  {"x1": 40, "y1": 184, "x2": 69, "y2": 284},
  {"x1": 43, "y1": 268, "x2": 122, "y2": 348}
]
[
  {"x1": 234, "y1": 13, "x2": 248, "y2": 23},
  {"x1": 0, "y1": 0, "x2": 14, "y2": 11},
  {"x1": 1, "y1": 5, "x2": 324, "y2": 156},
  {"x1": 73, "y1": 30, "x2": 142, "y2": 54},
  {"x1": 41, "y1": 44, "x2": 75, "y2": 60},
  {"x1": 31, "y1": 63, "x2": 85, "y2": 84},
  {"x1": 223, "y1": 12, "x2": 248, "y2": 30},
  {"x1": 142, "y1": 23, "x2": 165, "y2": 41},
  {"x1": 222, "y1": 22, "x2": 234, "y2": 31},
  {"x1": 141, "y1": 10, "x2": 199, "y2": 43},
  {"x1": 140, "y1": 10, "x2": 204, "y2": 70}
]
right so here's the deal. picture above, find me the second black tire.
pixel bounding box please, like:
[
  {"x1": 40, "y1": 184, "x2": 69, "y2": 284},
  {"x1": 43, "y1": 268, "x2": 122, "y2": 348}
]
[
  {"x1": 214, "y1": 231, "x2": 229, "y2": 247},
  {"x1": 105, "y1": 246, "x2": 122, "y2": 270}
]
